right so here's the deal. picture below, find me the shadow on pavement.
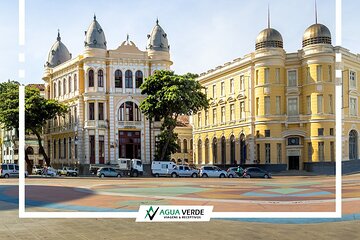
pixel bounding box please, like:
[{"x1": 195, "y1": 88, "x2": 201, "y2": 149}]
[{"x1": 0, "y1": 185, "x2": 95, "y2": 211}]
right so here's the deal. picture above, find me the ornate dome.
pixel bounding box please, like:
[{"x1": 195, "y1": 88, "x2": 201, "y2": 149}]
[
  {"x1": 46, "y1": 31, "x2": 71, "y2": 67},
  {"x1": 84, "y1": 15, "x2": 107, "y2": 49},
  {"x1": 302, "y1": 23, "x2": 331, "y2": 47},
  {"x1": 146, "y1": 19, "x2": 170, "y2": 52},
  {"x1": 255, "y1": 28, "x2": 283, "y2": 50}
]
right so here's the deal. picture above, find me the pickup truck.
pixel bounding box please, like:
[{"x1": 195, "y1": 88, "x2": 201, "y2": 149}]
[
  {"x1": 168, "y1": 165, "x2": 199, "y2": 178},
  {"x1": 58, "y1": 167, "x2": 78, "y2": 176}
]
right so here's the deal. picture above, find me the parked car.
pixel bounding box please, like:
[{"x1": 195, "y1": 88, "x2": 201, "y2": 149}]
[
  {"x1": 32, "y1": 165, "x2": 43, "y2": 175},
  {"x1": 243, "y1": 167, "x2": 272, "y2": 178},
  {"x1": 58, "y1": 167, "x2": 78, "y2": 176},
  {"x1": 41, "y1": 167, "x2": 57, "y2": 177},
  {"x1": 168, "y1": 165, "x2": 199, "y2": 178},
  {"x1": 97, "y1": 167, "x2": 122, "y2": 178},
  {"x1": 226, "y1": 166, "x2": 244, "y2": 178},
  {"x1": 199, "y1": 166, "x2": 227, "y2": 178},
  {"x1": 0, "y1": 164, "x2": 28, "y2": 178}
]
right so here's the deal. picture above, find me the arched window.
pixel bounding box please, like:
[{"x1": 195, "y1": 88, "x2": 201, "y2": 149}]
[
  {"x1": 63, "y1": 78, "x2": 66, "y2": 94},
  {"x1": 118, "y1": 101, "x2": 141, "y2": 121},
  {"x1": 177, "y1": 139, "x2": 181, "y2": 153},
  {"x1": 115, "y1": 70, "x2": 122, "y2": 88},
  {"x1": 221, "y1": 136, "x2": 226, "y2": 165},
  {"x1": 68, "y1": 76, "x2": 72, "y2": 93},
  {"x1": 183, "y1": 139, "x2": 188, "y2": 153},
  {"x1": 58, "y1": 81, "x2": 61, "y2": 96},
  {"x1": 230, "y1": 135, "x2": 235, "y2": 165},
  {"x1": 98, "y1": 69, "x2": 104, "y2": 87},
  {"x1": 135, "y1": 70, "x2": 143, "y2": 88},
  {"x1": 198, "y1": 139, "x2": 202, "y2": 164},
  {"x1": 88, "y1": 69, "x2": 94, "y2": 87},
  {"x1": 349, "y1": 130, "x2": 358, "y2": 160},
  {"x1": 240, "y1": 134, "x2": 246, "y2": 164},
  {"x1": 53, "y1": 83, "x2": 57, "y2": 97},
  {"x1": 205, "y1": 139, "x2": 209, "y2": 164},
  {"x1": 26, "y1": 147, "x2": 34, "y2": 155},
  {"x1": 212, "y1": 138, "x2": 218, "y2": 164},
  {"x1": 125, "y1": 70, "x2": 133, "y2": 88},
  {"x1": 74, "y1": 74, "x2": 77, "y2": 91}
]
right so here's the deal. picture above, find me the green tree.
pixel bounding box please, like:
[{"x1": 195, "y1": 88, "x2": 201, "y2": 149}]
[
  {"x1": 0, "y1": 81, "x2": 68, "y2": 168},
  {"x1": 140, "y1": 70, "x2": 209, "y2": 161}
]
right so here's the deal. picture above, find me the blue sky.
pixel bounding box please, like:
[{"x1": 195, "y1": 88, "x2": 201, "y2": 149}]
[{"x1": 1, "y1": 0, "x2": 338, "y2": 84}]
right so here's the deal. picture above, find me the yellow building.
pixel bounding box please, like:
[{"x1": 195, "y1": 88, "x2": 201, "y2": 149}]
[
  {"x1": 171, "y1": 115, "x2": 193, "y2": 164},
  {"x1": 193, "y1": 18, "x2": 344, "y2": 172},
  {"x1": 42, "y1": 16, "x2": 172, "y2": 173}
]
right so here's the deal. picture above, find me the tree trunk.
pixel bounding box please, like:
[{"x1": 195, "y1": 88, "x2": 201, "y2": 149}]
[
  {"x1": 25, "y1": 149, "x2": 32, "y2": 174},
  {"x1": 31, "y1": 128, "x2": 50, "y2": 167},
  {"x1": 160, "y1": 122, "x2": 176, "y2": 161}
]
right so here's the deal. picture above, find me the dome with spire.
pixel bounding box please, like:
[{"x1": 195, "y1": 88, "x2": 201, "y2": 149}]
[
  {"x1": 84, "y1": 15, "x2": 107, "y2": 49},
  {"x1": 255, "y1": 28, "x2": 283, "y2": 50},
  {"x1": 302, "y1": 23, "x2": 331, "y2": 47},
  {"x1": 146, "y1": 19, "x2": 170, "y2": 52},
  {"x1": 46, "y1": 31, "x2": 71, "y2": 67}
]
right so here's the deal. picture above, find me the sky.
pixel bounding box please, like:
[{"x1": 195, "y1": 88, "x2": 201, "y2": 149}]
[{"x1": 0, "y1": 0, "x2": 339, "y2": 84}]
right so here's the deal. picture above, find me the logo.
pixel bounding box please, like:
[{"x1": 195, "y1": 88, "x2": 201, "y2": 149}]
[
  {"x1": 144, "y1": 206, "x2": 160, "y2": 221},
  {"x1": 136, "y1": 205, "x2": 213, "y2": 222}
]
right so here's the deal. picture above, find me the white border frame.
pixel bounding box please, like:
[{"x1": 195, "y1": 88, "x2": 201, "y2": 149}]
[{"x1": 19, "y1": 0, "x2": 342, "y2": 219}]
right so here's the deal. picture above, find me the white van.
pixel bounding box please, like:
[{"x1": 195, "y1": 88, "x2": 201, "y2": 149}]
[
  {"x1": 0, "y1": 164, "x2": 28, "y2": 178},
  {"x1": 151, "y1": 161, "x2": 176, "y2": 177}
]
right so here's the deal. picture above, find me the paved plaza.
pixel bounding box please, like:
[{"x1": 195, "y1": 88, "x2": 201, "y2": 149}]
[{"x1": 0, "y1": 174, "x2": 359, "y2": 239}]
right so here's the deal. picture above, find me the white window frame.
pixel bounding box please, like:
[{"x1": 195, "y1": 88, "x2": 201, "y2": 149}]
[
  {"x1": 276, "y1": 96, "x2": 281, "y2": 115},
  {"x1": 287, "y1": 69, "x2": 298, "y2": 87},
  {"x1": 221, "y1": 81, "x2": 225, "y2": 97},
  {"x1": 317, "y1": 65, "x2": 322, "y2": 82},
  {"x1": 230, "y1": 104, "x2": 235, "y2": 121},
  {"x1": 275, "y1": 68, "x2": 280, "y2": 83},
  {"x1": 264, "y1": 68, "x2": 270, "y2": 84},
  {"x1": 221, "y1": 106, "x2": 226, "y2": 123},
  {"x1": 264, "y1": 96, "x2": 270, "y2": 115},
  {"x1": 350, "y1": 97, "x2": 358, "y2": 116},
  {"x1": 212, "y1": 84, "x2": 217, "y2": 99},
  {"x1": 350, "y1": 70, "x2": 357, "y2": 90},
  {"x1": 212, "y1": 108, "x2": 217, "y2": 125},
  {"x1": 287, "y1": 96, "x2": 299, "y2": 116},
  {"x1": 230, "y1": 79, "x2": 234, "y2": 94},
  {"x1": 317, "y1": 95, "x2": 323, "y2": 114}
]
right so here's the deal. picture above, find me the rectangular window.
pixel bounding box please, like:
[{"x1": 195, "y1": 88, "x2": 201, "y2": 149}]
[
  {"x1": 221, "y1": 106, "x2": 226, "y2": 123},
  {"x1": 89, "y1": 102, "x2": 95, "y2": 120},
  {"x1": 256, "y1": 98, "x2": 259, "y2": 116},
  {"x1": 265, "y1": 96, "x2": 270, "y2": 115},
  {"x1": 264, "y1": 68, "x2": 269, "y2": 84},
  {"x1": 230, "y1": 104, "x2": 235, "y2": 121},
  {"x1": 330, "y1": 128, "x2": 334, "y2": 136},
  {"x1": 257, "y1": 144, "x2": 260, "y2": 162},
  {"x1": 75, "y1": 142, "x2": 78, "y2": 159},
  {"x1": 213, "y1": 85, "x2": 216, "y2": 98},
  {"x1": 221, "y1": 82, "x2": 225, "y2": 96},
  {"x1": 265, "y1": 130, "x2": 270, "y2": 137},
  {"x1": 328, "y1": 65, "x2": 332, "y2": 82},
  {"x1": 90, "y1": 135, "x2": 95, "y2": 164},
  {"x1": 287, "y1": 70, "x2": 297, "y2": 87},
  {"x1": 99, "y1": 135, "x2": 105, "y2": 159},
  {"x1": 318, "y1": 128, "x2": 324, "y2": 136},
  {"x1": 212, "y1": 108, "x2": 217, "y2": 124},
  {"x1": 68, "y1": 138, "x2": 72, "y2": 160},
  {"x1": 63, "y1": 138, "x2": 66, "y2": 159},
  {"x1": 318, "y1": 142, "x2": 324, "y2": 162},
  {"x1": 350, "y1": 70, "x2": 356, "y2": 89},
  {"x1": 317, "y1": 65, "x2": 322, "y2": 82},
  {"x1": 256, "y1": 70, "x2": 259, "y2": 85},
  {"x1": 98, "y1": 103, "x2": 104, "y2": 120},
  {"x1": 197, "y1": 112, "x2": 201, "y2": 127},
  {"x1": 288, "y1": 97, "x2": 298, "y2": 116},
  {"x1": 230, "y1": 79, "x2": 234, "y2": 94},
  {"x1": 329, "y1": 94, "x2": 333, "y2": 114},
  {"x1": 265, "y1": 143, "x2": 270, "y2": 164},
  {"x1": 205, "y1": 110, "x2": 209, "y2": 126},
  {"x1": 240, "y1": 101, "x2": 245, "y2": 119},
  {"x1": 317, "y1": 95, "x2": 323, "y2": 114},
  {"x1": 306, "y1": 67, "x2": 311, "y2": 83},
  {"x1": 275, "y1": 68, "x2": 280, "y2": 83},
  {"x1": 350, "y1": 97, "x2": 357, "y2": 116},
  {"x1": 308, "y1": 142, "x2": 313, "y2": 162},
  {"x1": 276, "y1": 96, "x2": 281, "y2": 115},
  {"x1": 277, "y1": 143, "x2": 282, "y2": 164},
  {"x1": 330, "y1": 141, "x2": 335, "y2": 162},
  {"x1": 240, "y1": 75, "x2": 245, "y2": 90},
  {"x1": 307, "y1": 95, "x2": 311, "y2": 114}
]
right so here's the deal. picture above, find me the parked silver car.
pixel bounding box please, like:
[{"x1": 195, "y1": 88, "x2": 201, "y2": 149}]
[
  {"x1": 0, "y1": 164, "x2": 28, "y2": 178},
  {"x1": 200, "y1": 166, "x2": 227, "y2": 178},
  {"x1": 168, "y1": 165, "x2": 199, "y2": 178},
  {"x1": 97, "y1": 167, "x2": 122, "y2": 178}
]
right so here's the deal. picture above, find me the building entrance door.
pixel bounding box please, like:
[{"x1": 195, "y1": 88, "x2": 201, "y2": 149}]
[
  {"x1": 119, "y1": 131, "x2": 141, "y2": 159},
  {"x1": 288, "y1": 156, "x2": 299, "y2": 170}
]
